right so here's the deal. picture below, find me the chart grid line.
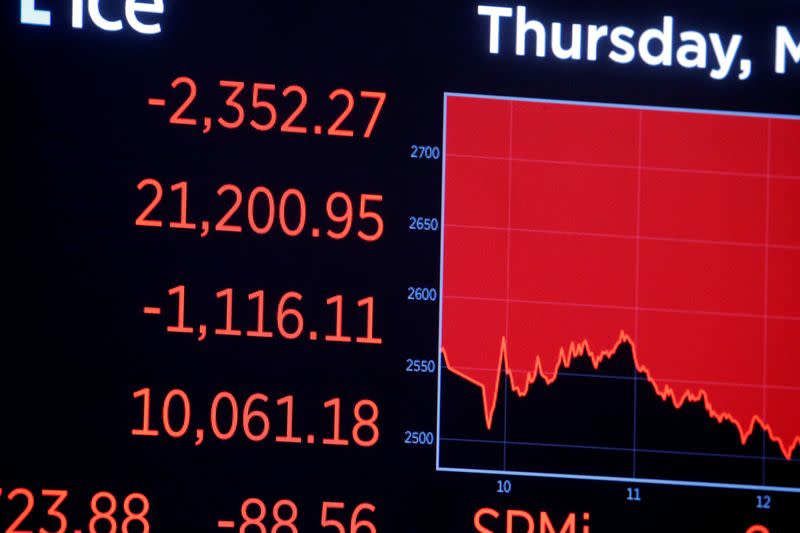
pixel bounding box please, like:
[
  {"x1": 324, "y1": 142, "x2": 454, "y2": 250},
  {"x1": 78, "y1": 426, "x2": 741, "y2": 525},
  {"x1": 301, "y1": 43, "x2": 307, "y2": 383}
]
[
  {"x1": 447, "y1": 366, "x2": 800, "y2": 391},
  {"x1": 440, "y1": 436, "x2": 800, "y2": 463},
  {"x1": 443, "y1": 295, "x2": 800, "y2": 321},
  {"x1": 502, "y1": 101, "x2": 513, "y2": 471},
  {"x1": 446, "y1": 153, "x2": 800, "y2": 181},
  {"x1": 630, "y1": 108, "x2": 644, "y2": 478},
  {"x1": 445, "y1": 223, "x2": 800, "y2": 251},
  {"x1": 437, "y1": 466, "x2": 800, "y2": 494},
  {"x1": 435, "y1": 92, "x2": 449, "y2": 472},
  {"x1": 761, "y1": 119, "x2": 773, "y2": 485}
]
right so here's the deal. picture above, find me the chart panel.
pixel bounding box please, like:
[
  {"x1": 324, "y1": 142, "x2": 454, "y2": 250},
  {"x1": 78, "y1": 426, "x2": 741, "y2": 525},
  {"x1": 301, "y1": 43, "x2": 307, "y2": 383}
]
[{"x1": 437, "y1": 94, "x2": 800, "y2": 492}]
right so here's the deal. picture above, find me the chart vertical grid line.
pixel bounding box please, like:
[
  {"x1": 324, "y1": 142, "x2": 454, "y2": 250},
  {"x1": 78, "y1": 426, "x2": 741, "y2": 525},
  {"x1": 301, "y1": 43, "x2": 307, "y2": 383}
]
[
  {"x1": 436, "y1": 93, "x2": 449, "y2": 471},
  {"x1": 503, "y1": 101, "x2": 514, "y2": 470},
  {"x1": 761, "y1": 118, "x2": 772, "y2": 485},
  {"x1": 632, "y1": 109, "x2": 644, "y2": 478}
]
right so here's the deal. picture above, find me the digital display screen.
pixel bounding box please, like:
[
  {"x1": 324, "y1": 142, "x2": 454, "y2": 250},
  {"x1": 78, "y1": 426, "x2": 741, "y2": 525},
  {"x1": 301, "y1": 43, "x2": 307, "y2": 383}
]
[{"x1": 5, "y1": 2, "x2": 799, "y2": 531}]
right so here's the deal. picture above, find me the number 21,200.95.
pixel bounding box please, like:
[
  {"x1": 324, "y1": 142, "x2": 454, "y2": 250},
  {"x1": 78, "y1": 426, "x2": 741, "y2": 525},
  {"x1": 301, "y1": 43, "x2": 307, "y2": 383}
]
[{"x1": 135, "y1": 179, "x2": 384, "y2": 242}]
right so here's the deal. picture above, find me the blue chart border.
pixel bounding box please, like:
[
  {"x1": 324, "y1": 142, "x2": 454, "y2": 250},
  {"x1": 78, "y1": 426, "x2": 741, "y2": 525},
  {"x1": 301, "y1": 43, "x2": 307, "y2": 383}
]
[{"x1": 434, "y1": 91, "x2": 800, "y2": 494}]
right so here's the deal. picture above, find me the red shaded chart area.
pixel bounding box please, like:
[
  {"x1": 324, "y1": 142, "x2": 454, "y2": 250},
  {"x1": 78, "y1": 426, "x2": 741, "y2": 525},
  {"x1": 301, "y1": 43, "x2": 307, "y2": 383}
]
[{"x1": 441, "y1": 95, "x2": 800, "y2": 462}]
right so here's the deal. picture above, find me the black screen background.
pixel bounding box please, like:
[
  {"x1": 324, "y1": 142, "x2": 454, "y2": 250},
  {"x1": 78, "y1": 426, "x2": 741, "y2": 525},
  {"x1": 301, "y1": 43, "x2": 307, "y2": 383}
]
[{"x1": 3, "y1": 1, "x2": 799, "y2": 531}]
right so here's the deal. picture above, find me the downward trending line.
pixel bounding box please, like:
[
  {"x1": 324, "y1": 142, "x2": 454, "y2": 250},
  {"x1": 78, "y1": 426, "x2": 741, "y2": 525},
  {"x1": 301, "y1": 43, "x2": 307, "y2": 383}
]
[{"x1": 441, "y1": 332, "x2": 800, "y2": 461}]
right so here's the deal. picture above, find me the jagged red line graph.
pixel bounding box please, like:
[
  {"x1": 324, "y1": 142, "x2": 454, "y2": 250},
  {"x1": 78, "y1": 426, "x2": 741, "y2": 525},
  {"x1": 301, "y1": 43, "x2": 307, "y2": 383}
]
[
  {"x1": 441, "y1": 94, "x2": 800, "y2": 464},
  {"x1": 441, "y1": 332, "x2": 800, "y2": 461}
]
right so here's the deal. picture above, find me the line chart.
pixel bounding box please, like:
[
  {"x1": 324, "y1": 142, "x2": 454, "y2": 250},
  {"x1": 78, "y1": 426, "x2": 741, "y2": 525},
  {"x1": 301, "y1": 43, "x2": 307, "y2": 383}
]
[{"x1": 436, "y1": 93, "x2": 800, "y2": 492}]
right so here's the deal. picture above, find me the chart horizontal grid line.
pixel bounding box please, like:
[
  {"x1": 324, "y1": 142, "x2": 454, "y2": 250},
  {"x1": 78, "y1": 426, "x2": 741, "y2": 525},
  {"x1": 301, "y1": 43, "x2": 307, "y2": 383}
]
[
  {"x1": 440, "y1": 437, "x2": 800, "y2": 463},
  {"x1": 444, "y1": 91, "x2": 800, "y2": 122},
  {"x1": 449, "y1": 366, "x2": 800, "y2": 391},
  {"x1": 443, "y1": 295, "x2": 800, "y2": 321},
  {"x1": 436, "y1": 466, "x2": 800, "y2": 494},
  {"x1": 446, "y1": 154, "x2": 800, "y2": 181},
  {"x1": 445, "y1": 223, "x2": 800, "y2": 251}
]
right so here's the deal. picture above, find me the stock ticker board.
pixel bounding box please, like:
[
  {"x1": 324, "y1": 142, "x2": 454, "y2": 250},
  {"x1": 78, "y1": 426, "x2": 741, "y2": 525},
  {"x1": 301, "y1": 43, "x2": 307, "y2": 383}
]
[{"x1": 4, "y1": 2, "x2": 800, "y2": 532}]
